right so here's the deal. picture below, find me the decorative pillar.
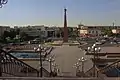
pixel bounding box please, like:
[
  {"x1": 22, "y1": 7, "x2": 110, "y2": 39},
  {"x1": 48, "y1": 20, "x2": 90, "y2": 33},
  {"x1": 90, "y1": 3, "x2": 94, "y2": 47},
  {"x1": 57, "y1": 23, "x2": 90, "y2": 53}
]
[{"x1": 63, "y1": 8, "x2": 68, "y2": 42}]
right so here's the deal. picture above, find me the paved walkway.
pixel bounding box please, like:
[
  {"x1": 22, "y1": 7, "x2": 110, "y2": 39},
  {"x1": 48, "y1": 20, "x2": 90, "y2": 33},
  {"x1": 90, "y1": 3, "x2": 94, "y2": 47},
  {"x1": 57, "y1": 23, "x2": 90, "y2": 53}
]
[{"x1": 48, "y1": 45, "x2": 93, "y2": 76}]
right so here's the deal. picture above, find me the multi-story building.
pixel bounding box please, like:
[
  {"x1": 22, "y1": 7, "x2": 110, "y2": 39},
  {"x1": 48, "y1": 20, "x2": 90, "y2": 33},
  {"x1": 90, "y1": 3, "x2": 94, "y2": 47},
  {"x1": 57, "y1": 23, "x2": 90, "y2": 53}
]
[
  {"x1": 19, "y1": 25, "x2": 42, "y2": 38},
  {"x1": 0, "y1": 26, "x2": 10, "y2": 36},
  {"x1": 18, "y1": 25, "x2": 60, "y2": 39},
  {"x1": 45, "y1": 26, "x2": 59, "y2": 38},
  {"x1": 78, "y1": 24, "x2": 120, "y2": 37}
]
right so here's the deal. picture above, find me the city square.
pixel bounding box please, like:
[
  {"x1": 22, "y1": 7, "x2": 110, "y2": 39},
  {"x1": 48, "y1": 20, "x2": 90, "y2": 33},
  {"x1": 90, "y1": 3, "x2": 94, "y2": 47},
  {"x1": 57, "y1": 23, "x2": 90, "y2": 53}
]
[{"x1": 0, "y1": 0, "x2": 120, "y2": 80}]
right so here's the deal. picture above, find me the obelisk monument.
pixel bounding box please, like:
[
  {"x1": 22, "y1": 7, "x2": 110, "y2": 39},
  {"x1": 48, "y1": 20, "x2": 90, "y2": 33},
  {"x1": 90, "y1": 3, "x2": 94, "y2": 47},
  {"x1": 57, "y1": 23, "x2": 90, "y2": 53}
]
[{"x1": 63, "y1": 8, "x2": 68, "y2": 42}]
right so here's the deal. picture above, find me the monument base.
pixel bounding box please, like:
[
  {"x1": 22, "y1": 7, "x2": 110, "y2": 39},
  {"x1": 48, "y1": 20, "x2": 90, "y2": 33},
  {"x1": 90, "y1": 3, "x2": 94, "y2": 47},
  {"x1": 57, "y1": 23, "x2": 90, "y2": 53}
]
[
  {"x1": 62, "y1": 42, "x2": 70, "y2": 45},
  {"x1": 62, "y1": 40, "x2": 79, "y2": 46}
]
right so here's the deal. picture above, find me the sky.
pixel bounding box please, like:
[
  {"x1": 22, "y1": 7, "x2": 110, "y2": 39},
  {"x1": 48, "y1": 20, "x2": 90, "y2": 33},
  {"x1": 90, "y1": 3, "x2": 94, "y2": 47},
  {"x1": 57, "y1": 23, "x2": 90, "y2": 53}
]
[{"x1": 0, "y1": 0, "x2": 120, "y2": 27}]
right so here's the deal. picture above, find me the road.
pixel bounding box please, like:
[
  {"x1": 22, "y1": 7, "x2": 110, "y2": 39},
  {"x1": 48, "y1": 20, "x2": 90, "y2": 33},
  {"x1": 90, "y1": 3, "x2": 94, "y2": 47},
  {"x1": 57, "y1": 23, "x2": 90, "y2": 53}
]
[{"x1": 47, "y1": 45, "x2": 93, "y2": 76}]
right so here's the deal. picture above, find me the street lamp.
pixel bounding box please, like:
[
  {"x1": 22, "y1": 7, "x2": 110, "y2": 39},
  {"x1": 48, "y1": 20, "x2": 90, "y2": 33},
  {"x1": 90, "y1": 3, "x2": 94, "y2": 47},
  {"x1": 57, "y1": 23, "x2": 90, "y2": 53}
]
[
  {"x1": 78, "y1": 57, "x2": 87, "y2": 73},
  {"x1": 0, "y1": 0, "x2": 8, "y2": 8},
  {"x1": 34, "y1": 44, "x2": 44, "y2": 77},
  {"x1": 86, "y1": 44, "x2": 101, "y2": 77},
  {"x1": 52, "y1": 62, "x2": 59, "y2": 76},
  {"x1": 73, "y1": 62, "x2": 81, "y2": 73},
  {"x1": 46, "y1": 56, "x2": 55, "y2": 77}
]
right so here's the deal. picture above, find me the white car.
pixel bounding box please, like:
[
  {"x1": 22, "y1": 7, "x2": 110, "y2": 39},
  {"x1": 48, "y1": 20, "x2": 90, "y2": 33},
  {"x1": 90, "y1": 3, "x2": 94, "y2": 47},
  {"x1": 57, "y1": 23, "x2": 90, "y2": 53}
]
[
  {"x1": 95, "y1": 42, "x2": 102, "y2": 45},
  {"x1": 101, "y1": 39, "x2": 106, "y2": 42},
  {"x1": 110, "y1": 42, "x2": 117, "y2": 44}
]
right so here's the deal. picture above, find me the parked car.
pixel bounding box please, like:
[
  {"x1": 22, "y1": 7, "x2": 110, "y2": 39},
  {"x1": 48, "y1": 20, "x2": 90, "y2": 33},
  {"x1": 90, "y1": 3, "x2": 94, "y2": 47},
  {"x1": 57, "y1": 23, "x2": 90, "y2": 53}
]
[{"x1": 95, "y1": 42, "x2": 102, "y2": 45}]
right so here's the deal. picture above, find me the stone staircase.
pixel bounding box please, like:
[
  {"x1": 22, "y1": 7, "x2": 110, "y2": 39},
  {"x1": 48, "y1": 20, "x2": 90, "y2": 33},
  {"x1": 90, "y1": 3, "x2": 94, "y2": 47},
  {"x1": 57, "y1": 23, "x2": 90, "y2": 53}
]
[
  {"x1": 0, "y1": 77, "x2": 103, "y2": 80},
  {"x1": 0, "y1": 49, "x2": 50, "y2": 77}
]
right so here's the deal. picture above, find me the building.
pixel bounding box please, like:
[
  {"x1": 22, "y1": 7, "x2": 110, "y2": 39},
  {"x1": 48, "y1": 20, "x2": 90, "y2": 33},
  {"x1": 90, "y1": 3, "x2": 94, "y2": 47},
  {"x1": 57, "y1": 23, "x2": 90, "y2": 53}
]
[
  {"x1": 78, "y1": 24, "x2": 120, "y2": 37},
  {"x1": 18, "y1": 25, "x2": 60, "y2": 39},
  {"x1": 112, "y1": 28, "x2": 120, "y2": 34},
  {"x1": 78, "y1": 24, "x2": 103, "y2": 37},
  {"x1": 45, "y1": 26, "x2": 60, "y2": 38},
  {"x1": 0, "y1": 26, "x2": 10, "y2": 36},
  {"x1": 19, "y1": 26, "x2": 41, "y2": 37}
]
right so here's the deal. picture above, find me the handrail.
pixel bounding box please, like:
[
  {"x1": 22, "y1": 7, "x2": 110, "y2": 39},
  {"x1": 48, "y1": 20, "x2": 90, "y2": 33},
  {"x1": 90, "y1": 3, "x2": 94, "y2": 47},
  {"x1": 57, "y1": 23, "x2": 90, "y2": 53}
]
[
  {"x1": 85, "y1": 67, "x2": 94, "y2": 74},
  {"x1": 1, "y1": 49, "x2": 38, "y2": 71},
  {"x1": 0, "y1": 49, "x2": 40, "y2": 77},
  {"x1": 98, "y1": 59, "x2": 120, "y2": 73},
  {"x1": 84, "y1": 59, "x2": 120, "y2": 78},
  {"x1": 114, "y1": 67, "x2": 120, "y2": 73},
  {"x1": 84, "y1": 67, "x2": 95, "y2": 77},
  {"x1": 0, "y1": 77, "x2": 99, "y2": 80},
  {"x1": 44, "y1": 47, "x2": 53, "y2": 57},
  {"x1": 85, "y1": 66, "x2": 104, "y2": 78}
]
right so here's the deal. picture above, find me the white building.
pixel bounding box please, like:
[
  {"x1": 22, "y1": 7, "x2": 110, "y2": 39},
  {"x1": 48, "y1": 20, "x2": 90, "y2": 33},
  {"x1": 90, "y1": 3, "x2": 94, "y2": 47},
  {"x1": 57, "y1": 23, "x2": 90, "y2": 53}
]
[
  {"x1": 78, "y1": 24, "x2": 120, "y2": 37},
  {"x1": 78, "y1": 24, "x2": 103, "y2": 37},
  {"x1": 112, "y1": 29, "x2": 120, "y2": 34}
]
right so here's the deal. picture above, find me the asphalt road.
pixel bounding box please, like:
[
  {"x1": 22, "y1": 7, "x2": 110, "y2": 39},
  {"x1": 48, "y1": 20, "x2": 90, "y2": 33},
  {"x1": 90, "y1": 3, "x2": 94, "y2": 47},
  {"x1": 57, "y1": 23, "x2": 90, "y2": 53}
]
[{"x1": 48, "y1": 45, "x2": 93, "y2": 76}]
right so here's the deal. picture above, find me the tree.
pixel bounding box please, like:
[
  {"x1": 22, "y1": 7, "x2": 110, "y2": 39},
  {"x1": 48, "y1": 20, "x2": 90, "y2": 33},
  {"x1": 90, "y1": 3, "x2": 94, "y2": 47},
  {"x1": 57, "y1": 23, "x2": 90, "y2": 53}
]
[
  {"x1": 56, "y1": 32, "x2": 60, "y2": 38},
  {"x1": 3, "y1": 31, "x2": 9, "y2": 38},
  {"x1": 68, "y1": 27, "x2": 73, "y2": 37},
  {"x1": 1, "y1": 31, "x2": 10, "y2": 43},
  {"x1": 103, "y1": 28, "x2": 113, "y2": 37},
  {"x1": 15, "y1": 28, "x2": 20, "y2": 35},
  {"x1": 19, "y1": 32, "x2": 28, "y2": 41},
  {"x1": 9, "y1": 29, "x2": 16, "y2": 39}
]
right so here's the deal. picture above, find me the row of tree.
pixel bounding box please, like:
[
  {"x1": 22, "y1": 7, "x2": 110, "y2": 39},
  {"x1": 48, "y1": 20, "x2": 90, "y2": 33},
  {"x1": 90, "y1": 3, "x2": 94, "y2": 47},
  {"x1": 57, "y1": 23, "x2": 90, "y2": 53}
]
[
  {"x1": 0, "y1": 28, "x2": 31, "y2": 43},
  {"x1": 2, "y1": 27, "x2": 117, "y2": 43},
  {"x1": 1, "y1": 28, "x2": 79, "y2": 43}
]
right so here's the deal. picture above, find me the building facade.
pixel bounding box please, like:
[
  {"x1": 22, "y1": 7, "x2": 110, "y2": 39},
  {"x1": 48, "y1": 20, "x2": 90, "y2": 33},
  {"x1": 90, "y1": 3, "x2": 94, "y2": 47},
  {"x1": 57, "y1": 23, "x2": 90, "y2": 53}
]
[
  {"x1": 78, "y1": 24, "x2": 120, "y2": 37},
  {"x1": 0, "y1": 26, "x2": 10, "y2": 36},
  {"x1": 18, "y1": 25, "x2": 60, "y2": 39},
  {"x1": 112, "y1": 28, "x2": 120, "y2": 34}
]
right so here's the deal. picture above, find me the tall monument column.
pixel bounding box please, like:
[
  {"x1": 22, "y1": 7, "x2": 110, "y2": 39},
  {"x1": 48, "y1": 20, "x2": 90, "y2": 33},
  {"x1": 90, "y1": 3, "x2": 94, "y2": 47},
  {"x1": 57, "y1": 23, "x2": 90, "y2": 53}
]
[{"x1": 63, "y1": 8, "x2": 68, "y2": 42}]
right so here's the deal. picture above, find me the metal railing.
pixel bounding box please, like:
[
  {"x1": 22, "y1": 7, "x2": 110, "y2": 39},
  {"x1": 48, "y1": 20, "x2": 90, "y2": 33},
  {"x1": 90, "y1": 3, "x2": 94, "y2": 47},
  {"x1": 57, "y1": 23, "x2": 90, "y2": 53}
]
[
  {"x1": 84, "y1": 67, "x2": 98, "y2": 77},
  {"x1": 85, "y1": 66, "x2": 106, "y2": 79},
  {"x1": 84, "y1": 59, "x2": 120, "y2": 78},
  {"x1": 1, "y1": 45, "x2": 54, "y2": 77},
  {"x1": 95, "y1": 59, "x2": 120, "y2": 78},
  {"x1": 98, "y1": 59, "x2": 120, "y2": 73},
  {"x1": 43, "y1": 47, "x2": 54, "y2": 58},
  {"x1": 0, "y1": 77, "x2": 100, "y2": 80},
  {"x1": 0, "y1": 49, "x2": 40, "y2": 77}
]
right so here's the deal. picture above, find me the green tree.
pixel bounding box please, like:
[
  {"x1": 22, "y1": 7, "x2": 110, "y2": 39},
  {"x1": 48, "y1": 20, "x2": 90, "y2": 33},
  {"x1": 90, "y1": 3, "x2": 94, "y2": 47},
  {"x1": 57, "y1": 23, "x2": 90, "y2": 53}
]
[
  {"x1": 3, "y1": 31, "x2": 10, "y2": 38},
  {"x1": 103, "y1": 28, "x2": 113, "y2": 36},
  {"x1": 68, "y1": 27, "x2": 73, "y2": 37},
  {"x1": 9, "y1": 29, "x2": 16, "y2": 39},
  {"x1": 19, "y1": 32, "x2": 28, "y2": 41},
  {"x1": 15, "y1": 28, "x2": 20, "y2": 35}
]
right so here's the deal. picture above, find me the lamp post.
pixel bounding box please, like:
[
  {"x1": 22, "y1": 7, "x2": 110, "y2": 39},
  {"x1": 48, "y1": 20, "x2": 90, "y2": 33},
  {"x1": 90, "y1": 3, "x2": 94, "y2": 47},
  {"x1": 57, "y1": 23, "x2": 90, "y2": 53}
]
[
  {"x1": 78, "y1": 57, "x2": 87, "y2": 73},
  {"x1": 34, "y1": 44, "x2": 44, "y2": 77},
  {"x1": 46, "y1": 56, "x2": 55, "y2": 77},
  {"x1": 73, "y1": 62, "x2": 81, "y2": 75},
  {"x1": 52, "y1": 62, "x2": 59, "y2": 77},
  {"x1": 87, "y1": 44, "x2": 101, "y2": 77}
]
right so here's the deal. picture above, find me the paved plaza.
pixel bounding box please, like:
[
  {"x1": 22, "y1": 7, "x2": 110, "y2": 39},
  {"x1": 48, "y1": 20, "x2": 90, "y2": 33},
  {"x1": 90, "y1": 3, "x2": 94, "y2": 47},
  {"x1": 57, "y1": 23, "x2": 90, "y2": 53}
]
[
  {"x1": 21, "y1": 44, "x2": 93, "y2": 77},
  {"x1": 48, "y1": 45, "x2": 93, "y2": 76}
]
